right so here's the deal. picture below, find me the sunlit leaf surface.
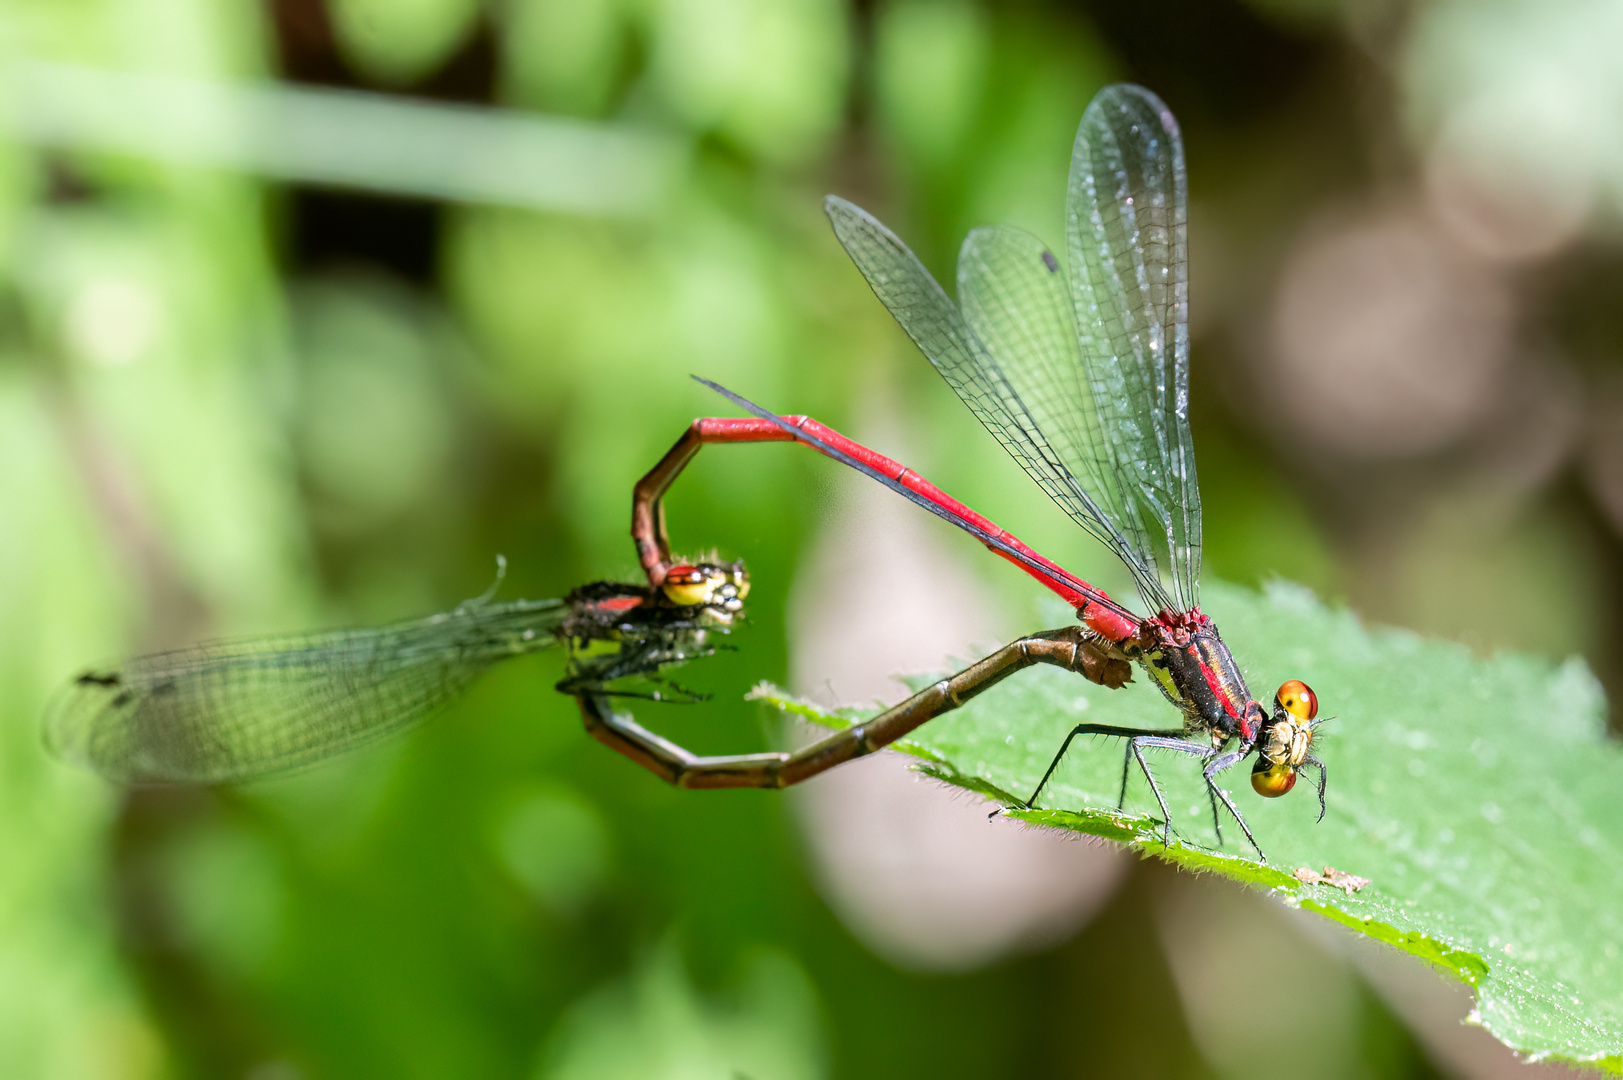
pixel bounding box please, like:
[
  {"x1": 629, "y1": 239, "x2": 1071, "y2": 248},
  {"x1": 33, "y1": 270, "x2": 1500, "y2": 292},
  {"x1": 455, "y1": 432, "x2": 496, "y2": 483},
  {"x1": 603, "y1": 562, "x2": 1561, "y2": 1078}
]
[{"x1": 762, "y1": 579, "x2": 1623, "y2": 1071}]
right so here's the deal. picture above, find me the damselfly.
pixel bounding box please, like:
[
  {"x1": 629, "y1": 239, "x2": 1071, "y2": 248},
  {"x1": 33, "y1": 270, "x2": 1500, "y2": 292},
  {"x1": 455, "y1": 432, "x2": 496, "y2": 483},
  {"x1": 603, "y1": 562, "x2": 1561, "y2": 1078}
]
[
  {"x1": 610, "y1": 84, "x2": 1325, "y2": 858},
  {"x1": 46, "y1": 558, "x2": 748, "y2": 783}
]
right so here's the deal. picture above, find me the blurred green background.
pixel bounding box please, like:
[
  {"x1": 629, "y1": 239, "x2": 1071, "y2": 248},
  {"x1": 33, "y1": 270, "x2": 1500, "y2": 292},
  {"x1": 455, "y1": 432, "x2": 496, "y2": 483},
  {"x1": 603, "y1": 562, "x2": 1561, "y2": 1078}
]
[{"x1": 3, "y1": 0, "x2": 1621, "y2": 1076}]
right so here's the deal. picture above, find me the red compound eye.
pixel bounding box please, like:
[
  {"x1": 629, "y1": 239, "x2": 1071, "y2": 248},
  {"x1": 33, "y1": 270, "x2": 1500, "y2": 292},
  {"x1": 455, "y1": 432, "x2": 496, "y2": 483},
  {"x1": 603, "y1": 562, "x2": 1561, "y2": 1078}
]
[
  {"x1": 1275, "y1": 679, "x2": 1318, "y2": 721},
  {"x1": 1251, "y1": 760, "x2": 1297, "y2": 798},
  {"x1": 661, "y1": 565, "x2": 714, "y2": 606}
]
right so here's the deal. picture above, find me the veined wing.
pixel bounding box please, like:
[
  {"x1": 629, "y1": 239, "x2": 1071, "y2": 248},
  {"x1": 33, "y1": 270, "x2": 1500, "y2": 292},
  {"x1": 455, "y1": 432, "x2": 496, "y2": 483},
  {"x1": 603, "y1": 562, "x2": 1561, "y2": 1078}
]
[
  {"x1": 45, "y1": 596, "x2": 569, "y2": 783},
  {"x1": 954, "y1": 222, "x2": 1172, "y2": 612},
  {"x1": 826, "y1": 87, "x2": 1199, "y2": 614},
  {"x1": 824, "y1": 197, "x2": 1144, "y2": 597},
  {"x1": 1064, "y1": 83, "x2": 1198, "y2": 612}
]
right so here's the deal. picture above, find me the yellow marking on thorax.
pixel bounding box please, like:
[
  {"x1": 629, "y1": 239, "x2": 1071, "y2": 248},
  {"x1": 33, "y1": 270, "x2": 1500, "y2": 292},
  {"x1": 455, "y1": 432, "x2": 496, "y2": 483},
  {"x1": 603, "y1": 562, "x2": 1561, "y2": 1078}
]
[{"x1": 1143, "y1": 650, "x2": 1184, "y2": 704}]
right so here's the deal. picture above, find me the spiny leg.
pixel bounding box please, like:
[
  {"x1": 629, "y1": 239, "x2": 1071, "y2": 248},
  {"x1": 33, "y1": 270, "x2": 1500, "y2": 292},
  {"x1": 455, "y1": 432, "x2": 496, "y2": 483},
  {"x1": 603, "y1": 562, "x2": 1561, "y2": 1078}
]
[
  {"x1": 1125, "y1": 736, "x2": 1217, "y2": 847},
  {"x1": 560, "y1": 680, "x2": 710, "y2": 705},
  {"x1": 1025, "y1": 724, "x2": 1186, "y2": 810},
  {"x1": 1117, "y1": 743, "x2": 1133, "y2": 808},
  {"x1": 1304, "y1": 755, "x2": 1328, "y2": 822},
  {"x1": 560, "y1": 630, "x2": 720, "y2": 694},
  {"x1": 558, "y1": 658, "x2": 709, "y2": 701},
  {"x1": 1113, "y1": 662, "x2": 1221, "y2": 839},
  {"x1": 1200, "y1": 750, "x2": 1265, "y2": 860},
  {"x1": 1199, "y1": 739, "x2": 1239, "y2": 843}
]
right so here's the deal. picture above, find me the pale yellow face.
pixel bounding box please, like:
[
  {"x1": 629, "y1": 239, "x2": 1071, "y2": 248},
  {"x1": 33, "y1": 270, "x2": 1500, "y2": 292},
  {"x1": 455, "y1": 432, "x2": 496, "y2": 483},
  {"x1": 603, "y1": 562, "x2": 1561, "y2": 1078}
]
[{"x1": 1263, "y1": 713, "x2": 1314, "y2": 768}]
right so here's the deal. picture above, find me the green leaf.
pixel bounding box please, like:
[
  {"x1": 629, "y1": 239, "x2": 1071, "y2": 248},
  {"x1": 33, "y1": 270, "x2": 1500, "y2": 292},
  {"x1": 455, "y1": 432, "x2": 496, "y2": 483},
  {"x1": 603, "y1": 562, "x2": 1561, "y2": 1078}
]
[{"x1": 757, "y1": 579, "x2": 1623, "y2": 1070}]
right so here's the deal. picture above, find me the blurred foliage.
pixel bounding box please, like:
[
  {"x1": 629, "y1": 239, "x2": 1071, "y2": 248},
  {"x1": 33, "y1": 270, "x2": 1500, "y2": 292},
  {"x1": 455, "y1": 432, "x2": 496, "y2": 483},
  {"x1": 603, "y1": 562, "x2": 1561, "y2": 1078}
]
[
  {"x1": 331, "y1": 0, "x2": 482, "y2": 84},
  {"x1": 0, "y1": 0, "x2": 1620, "y2": 1077}
]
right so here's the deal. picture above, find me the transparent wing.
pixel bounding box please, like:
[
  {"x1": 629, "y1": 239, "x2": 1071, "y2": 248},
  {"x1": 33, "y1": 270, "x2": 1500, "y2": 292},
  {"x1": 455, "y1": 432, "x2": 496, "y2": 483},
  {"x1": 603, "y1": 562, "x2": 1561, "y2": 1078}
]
[
  {"x1": 1064, "y1": 83, "x2": 1198, "y2": 611},
  {"x1": 824, "y1": 196, "x2": 1153, "y2": 601},
  {"x1": 45, "y1": 597, "x2": 569, "y2": 783},
  {"x1": 955, "y1": 222, "x2": 1172, "y2": 610},
  {"x1": 825, "y1": 88, "x2": 1199, "y2": 616}
]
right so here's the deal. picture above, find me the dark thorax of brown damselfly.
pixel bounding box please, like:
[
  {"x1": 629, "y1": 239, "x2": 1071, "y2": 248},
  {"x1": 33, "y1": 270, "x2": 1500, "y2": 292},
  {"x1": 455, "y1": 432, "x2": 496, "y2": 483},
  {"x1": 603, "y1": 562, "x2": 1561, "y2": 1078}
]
[{"x1": 559, "y1": 562, "x2": 749, "y2": 696}]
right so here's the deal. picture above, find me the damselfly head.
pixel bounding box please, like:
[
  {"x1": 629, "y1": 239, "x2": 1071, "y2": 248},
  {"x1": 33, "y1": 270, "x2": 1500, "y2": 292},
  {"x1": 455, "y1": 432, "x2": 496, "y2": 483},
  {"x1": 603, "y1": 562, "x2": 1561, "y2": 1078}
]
[
  {"x1": 1250, "y1": 758, "x2": 1296, "y2": 797},
  {"x1": 1250, "y1": 679, "x2": 1319, "y2": 799},
  {"x1": 661, "y1": 562, "x2": 749, "y2": 617}
]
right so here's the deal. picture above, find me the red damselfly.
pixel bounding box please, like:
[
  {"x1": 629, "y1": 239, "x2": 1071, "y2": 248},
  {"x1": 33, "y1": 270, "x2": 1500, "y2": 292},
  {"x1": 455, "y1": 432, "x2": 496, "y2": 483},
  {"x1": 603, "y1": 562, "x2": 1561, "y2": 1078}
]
[{"x1": 606, "y1": 83, "x2": 1324, "y2": 859}]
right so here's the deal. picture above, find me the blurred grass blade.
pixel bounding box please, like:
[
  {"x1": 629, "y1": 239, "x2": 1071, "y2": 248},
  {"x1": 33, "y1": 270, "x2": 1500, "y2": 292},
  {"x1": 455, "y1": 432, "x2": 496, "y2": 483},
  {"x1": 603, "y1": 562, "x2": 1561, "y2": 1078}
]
[{"x1": 3, "y1": 61, "x2": 686, "y2": 215}]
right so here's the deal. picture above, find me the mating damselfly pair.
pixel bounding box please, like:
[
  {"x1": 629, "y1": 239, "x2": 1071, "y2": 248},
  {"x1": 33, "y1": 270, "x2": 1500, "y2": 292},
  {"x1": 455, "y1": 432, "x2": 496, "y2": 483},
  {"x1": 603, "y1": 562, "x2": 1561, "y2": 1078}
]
[{"x1": 48, "y1": 83, "x2": 1324, "y2": 859}]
